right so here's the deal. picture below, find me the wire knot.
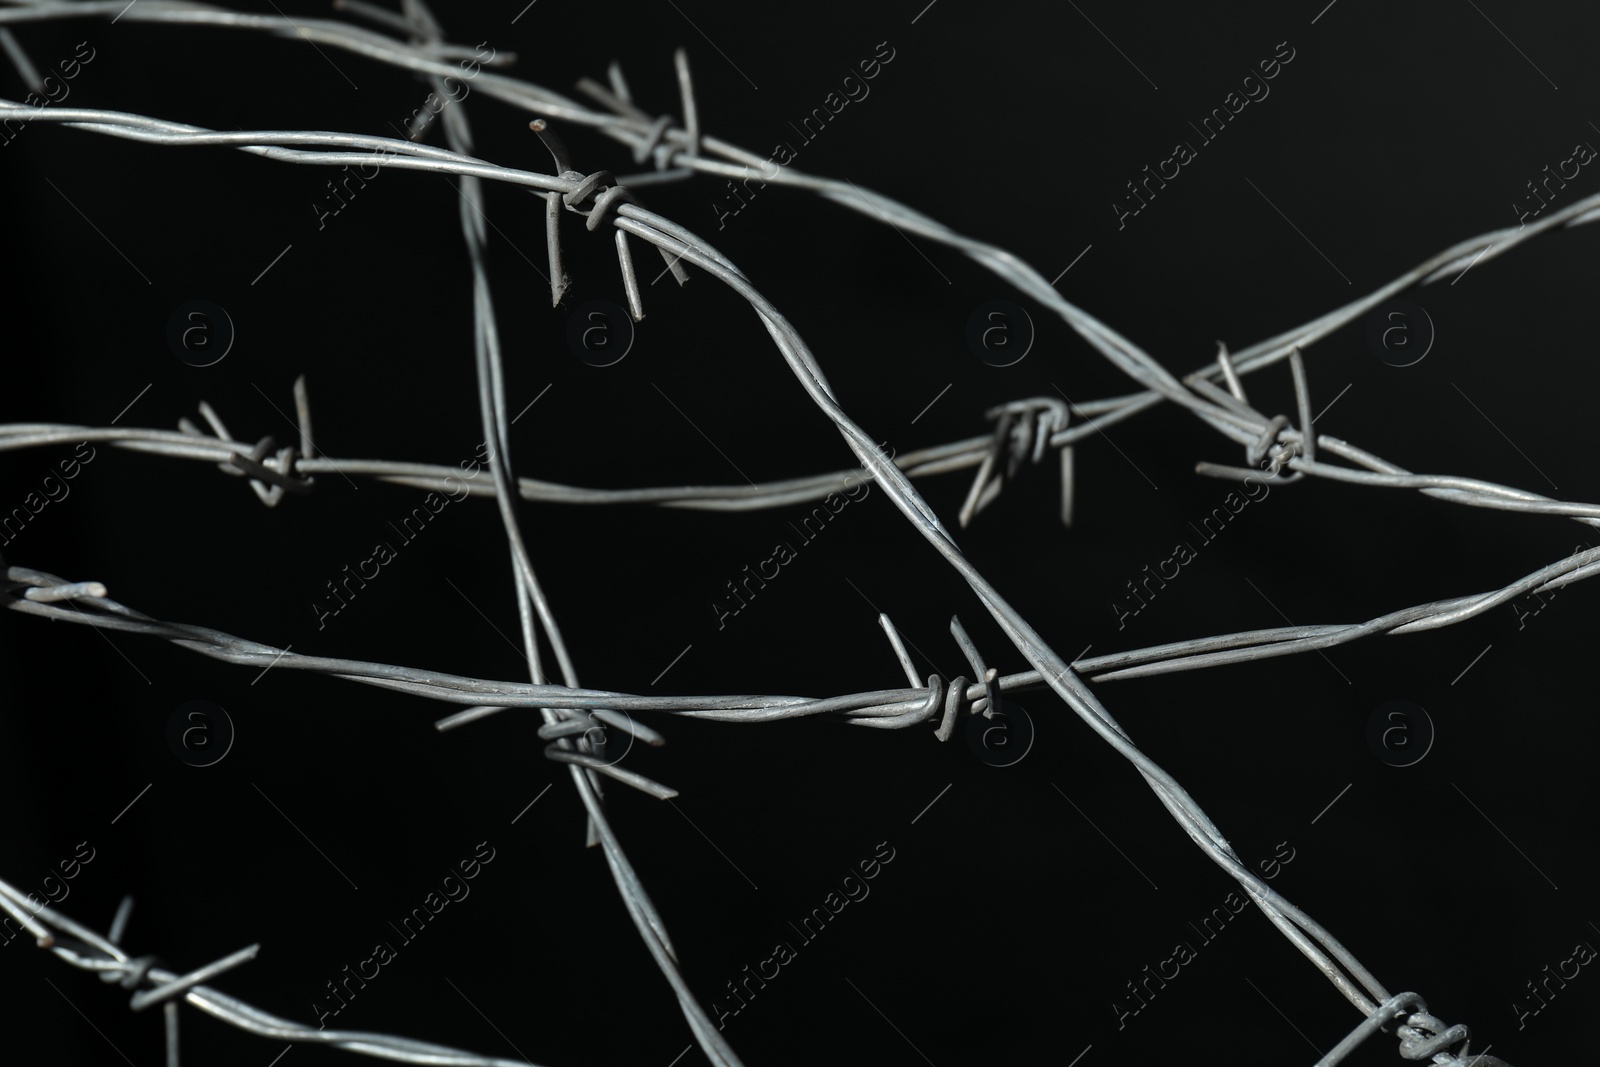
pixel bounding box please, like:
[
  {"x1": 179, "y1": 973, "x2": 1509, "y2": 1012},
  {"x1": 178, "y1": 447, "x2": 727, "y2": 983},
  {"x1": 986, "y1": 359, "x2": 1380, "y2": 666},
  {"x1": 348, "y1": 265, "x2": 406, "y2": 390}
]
[
  {"x1": 108, "y1": 954, "x2": 159, "y2": 989},
  {"x1": 924, "y1": 673, "x2": 974, "y2": 741},
  {"x1": 529, "y1": 118, "x2": 686, "y2": 318},
  {"x1": 873, "y1": 614, "x2": 1006, "y2": 739},
  {"x1": 1227, "y1": 345, "x2": 1314, "y2": 483},
  {"x1": 560, "y1": 168, "x2": 639, "y2": 233},
  {"x1": 1241, "y1": 412, "x2": 1306, "y2": 483},
  {"x1": 225, "y1": 436, "x2": 311, "y2": 494},
  {"x1": 1396, "y1": 1011, "x2": 1468, "y2": 1060},
  {"x1": 1395, "y1": 1011, "x2": 1504, "y2": 1067},
  {"x1": 1324, "y1": 993, "x2": 1513, "y2": 1067},
  {"x1": 1394, "y1": 1011, "x2": 1510, "y2": 1065}
]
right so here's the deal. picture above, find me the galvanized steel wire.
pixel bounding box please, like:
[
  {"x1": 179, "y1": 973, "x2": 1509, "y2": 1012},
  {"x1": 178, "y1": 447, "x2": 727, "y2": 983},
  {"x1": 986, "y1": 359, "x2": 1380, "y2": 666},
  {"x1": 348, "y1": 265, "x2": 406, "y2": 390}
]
[{"x1": 0, "y1": 2, "x2": 1571, "y2": 1064}]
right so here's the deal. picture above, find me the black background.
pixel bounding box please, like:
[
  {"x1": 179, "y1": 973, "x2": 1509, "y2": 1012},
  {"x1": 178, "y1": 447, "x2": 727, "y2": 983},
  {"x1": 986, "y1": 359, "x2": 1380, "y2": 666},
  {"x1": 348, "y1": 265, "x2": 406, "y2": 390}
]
[{"x1": 1, "y1": 1, "x2": 1597, "y2": 1065}]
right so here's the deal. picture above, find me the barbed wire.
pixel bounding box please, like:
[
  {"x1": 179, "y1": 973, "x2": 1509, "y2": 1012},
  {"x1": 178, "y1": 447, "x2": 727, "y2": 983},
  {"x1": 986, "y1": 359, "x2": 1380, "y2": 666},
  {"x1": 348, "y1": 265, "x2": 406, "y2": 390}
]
[
  {"x1": 0, "y1": 876, "x2": 552, "y2": 1066},
  {"x1": 5, "y1": 555, "x2": 1536, "y2": 1067},
  {"x1": 0, "y1": 1, "x2": 1579, "y2": 1064},
  {"x1": 8, "y1": 522, "x2": 1600, "y2": 721}
]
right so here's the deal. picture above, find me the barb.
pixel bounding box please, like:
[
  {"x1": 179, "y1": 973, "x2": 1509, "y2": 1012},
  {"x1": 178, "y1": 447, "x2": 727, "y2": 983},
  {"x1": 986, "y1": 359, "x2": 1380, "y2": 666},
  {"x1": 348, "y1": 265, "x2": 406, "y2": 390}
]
[
  {"x1": 175, "y1": 389, "x2": 314, "y2": 505},
  {"x1": 959, "y1": 397, "x2": 1072, "y2": 527}
]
